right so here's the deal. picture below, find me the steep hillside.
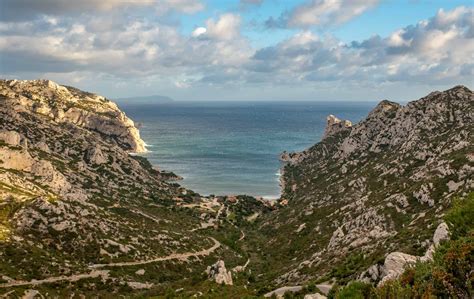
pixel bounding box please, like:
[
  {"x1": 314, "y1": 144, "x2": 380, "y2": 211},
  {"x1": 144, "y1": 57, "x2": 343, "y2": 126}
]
[
  {"x1": 0, "y1": 80, "x2": 258, "y2": 297},
  {"x1": 250, "y1": 85, "x2": 473, "y2": 291},
  {"x1": 0, "y1": 80, "x2": 472, "y2": 298}
]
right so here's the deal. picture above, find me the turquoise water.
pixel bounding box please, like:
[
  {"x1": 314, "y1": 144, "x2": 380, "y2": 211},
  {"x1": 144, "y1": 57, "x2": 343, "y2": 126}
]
[{"x1": 121, "y1": 101, "x2": 374, "y2": 198}]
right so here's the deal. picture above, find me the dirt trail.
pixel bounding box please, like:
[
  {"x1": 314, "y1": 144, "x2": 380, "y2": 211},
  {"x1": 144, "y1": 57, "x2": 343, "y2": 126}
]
[
  {"x1": 0, "y1": 270, "x2": 109, "y2": 288},
  {"x1": 238, "y1": 230, "x2": 245, "y2": 241},
  {"x1": 0, "y1": 238, "x2": 220, "y2": 288},
  {"x1": 90, "y1": 237, "x2": 220, "y2": 268}
]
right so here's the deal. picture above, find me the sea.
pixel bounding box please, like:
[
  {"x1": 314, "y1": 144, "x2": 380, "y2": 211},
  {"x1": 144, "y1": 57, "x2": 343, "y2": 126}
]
[{"x1": 121, "y1": 101, "x2": 375, "y2": 198}]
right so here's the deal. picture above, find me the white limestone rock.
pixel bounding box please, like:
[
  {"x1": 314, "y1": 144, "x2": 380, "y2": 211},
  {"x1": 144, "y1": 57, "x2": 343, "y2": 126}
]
[
  {"x1": 206, "y1": 260, "x2": 233, "y2": 285},
  {"x1": 322, "y1": 115, "x2": 352, "y2": 140},
  {"x1": 0, "y1": 147, "x2": 35, "y2": 171},
  {"x1": 304, "y1": 294, "x2": 327, "y2": 299},
  {"x1": 433, "y1": 222, "x2": 450, "y2": 246},
  {"x1": 1, "y1": 79, "x2": 147, "y2": 153},
  {"x1": 86, "y1": 146, "x2": 108, "y2": 165},
  {"x1": 379, "y1": 252, "x2": 417, "y2": 285},
  {"x1": 377, "y1": 222, "x2": 451, "y2": 285},
  {"x1": 0, "y1": 130, "x2": 22, "y2": 146}
]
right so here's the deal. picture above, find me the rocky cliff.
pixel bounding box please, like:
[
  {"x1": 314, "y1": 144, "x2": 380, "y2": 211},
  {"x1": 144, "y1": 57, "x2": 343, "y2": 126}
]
[
  {"x1": 0, "y1": 81, "x2": 472, "y2": 297},
  {"x1": 253, "y1": 85, "x2": 473, "y2": 288},
  {"x1": 0, "y1": 80, "x2": 255, "y2": 298},
  {"x1": 1, "y1": 79, "x2": 146, "y2": 153}
]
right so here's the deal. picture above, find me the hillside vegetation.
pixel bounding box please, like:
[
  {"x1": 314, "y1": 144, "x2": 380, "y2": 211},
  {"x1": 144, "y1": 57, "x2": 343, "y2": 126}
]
[{"x1": 0, "y1": 80, "x2": 472, "y2": 298}]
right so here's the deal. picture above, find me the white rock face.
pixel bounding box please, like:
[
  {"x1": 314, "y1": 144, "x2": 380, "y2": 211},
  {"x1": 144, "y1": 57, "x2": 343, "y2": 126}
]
[
  {"x1": 35, "y1": 141, "x2": 50, "y2": 153},
  {"x1": 0, "y1": 148, "x2": 34, "y2": 171},
  {"x1": 322, "y1": 115, "x2": 352, "y2": 140},
  {"x1": 206, "y1": 260, "x2": 233, "y2": 285},
  {"x1": 0, "y1": 130, "x2": 22, "y2": 146},
  {"x1": 0, "y1": 79, "x2": 146, "y2": 153},
  {"x1": 433, "y1": 222, "x2": 450, "y2": 246},
  {"x1": 379, "y1": 252, "x2": 418, "y2": 285},
  {"x1": 376, "y1": 222, "x2": 450, "y2": 285},
  {"x1": 31, "y1": 160, "x2": 71, "y2": 194},
  {"x1": 86, "y1": 146, "x2": 108, "y2": 165}
]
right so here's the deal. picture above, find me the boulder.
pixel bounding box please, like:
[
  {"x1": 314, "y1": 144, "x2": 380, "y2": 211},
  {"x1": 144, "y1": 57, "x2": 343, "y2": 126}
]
[
  {"x1": 376, "y1": 222, "x2": 451, "y2": 285},
  {"x1": 0, "y1": 148, "x2": 34, "y2": 171},
  {"x1": 0, "y1": 130, "x2": 22, "y2": 146},
  {"x1": 86, "y1": 146, "x2": 108, "y2": 165},
  {"x1": 206, "y1": 260, "x2": 233, "y2": 285},
  {"x1": 379, "y1": 252, "x2": 417, "y2": 285},
  {"x1": 433, "y1": 222, "x2": 449, "y2": 246}
]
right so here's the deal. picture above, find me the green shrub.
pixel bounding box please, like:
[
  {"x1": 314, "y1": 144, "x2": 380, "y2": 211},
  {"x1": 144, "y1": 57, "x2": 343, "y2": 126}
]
[
  {"x1": 444, "y1": 193, "x2": 474, "y2": 240},
  {"x1": 335, "y1": 281, "x2": 374, "y2": 299}
]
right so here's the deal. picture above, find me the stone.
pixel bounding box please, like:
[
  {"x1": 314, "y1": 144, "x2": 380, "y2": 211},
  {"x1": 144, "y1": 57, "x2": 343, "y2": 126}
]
[
  {"x1": 86, "y1": 146, "x2": 108, "y2": 165},
  {"x1": 433, "y1": 222, "x2": 449, "y2": 246},
  {"x1": 0, "y1": 147, "x2": 34, "y2": 171},
  {"x1": 0, "y1": 130, "x2": 22, "y2": 146},
  {"x1": 378, "y1": 252, "x2": 417, "y2": 285},
  {"x1": 206, "y1": 260, "x2": 233, "y2": 285},
  {"x1": 322, "y1": 115, "x2": 352, "y2": 140}
]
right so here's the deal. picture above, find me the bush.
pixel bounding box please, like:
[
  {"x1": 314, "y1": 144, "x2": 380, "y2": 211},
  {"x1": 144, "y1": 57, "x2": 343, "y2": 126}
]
[
  {"x1": 374, "y1": 192, "x2": 474, "y2": 299},
  {"x1": 444, "y1": 193, "x2": 474, "y2": 240},
  {"x1": 335, "y1": 281, "x2": 374, "y2": 299}
]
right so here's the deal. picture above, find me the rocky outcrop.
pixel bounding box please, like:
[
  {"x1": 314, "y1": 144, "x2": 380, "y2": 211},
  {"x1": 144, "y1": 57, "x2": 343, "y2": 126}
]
[
  {"x1": 0, "y1": 79, "x2": 216, "y2": 295},
  {"x1": 0, "y1": 79, "x2": 146, "y2": 153},
  {"x1": 206, "y1": 260, "x2": 233, "y2": 285},
  {"x1": 269, "y1": 85, "x2": 472, "y2": 286},
  {"x1": 322, "y1": 115, "x2": 352, "y2": 140},
  {"x1": 86, "y1": 145, "x2": 108, "y2": 165},
  {"x1": 359, "y1": 222, "x2": 451, "y2": 285},
  {"x1": 0, "y1": 131, "x2": 23, "y2": 147}
]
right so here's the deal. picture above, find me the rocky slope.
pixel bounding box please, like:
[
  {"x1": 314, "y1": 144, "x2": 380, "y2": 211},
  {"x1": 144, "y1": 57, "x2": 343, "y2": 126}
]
[
  {"x1": 1, "y1": 80, "x2": 146, "y2": 153},
  {"x1": 0, "y1": 79, "x2": 257, "y2": 297},
  {"x1": 253, "y1": 85, "x2": 473, "y2": 289},
  {"x1": 0, "y1": 80, "x2": 472, "y2": 298}
]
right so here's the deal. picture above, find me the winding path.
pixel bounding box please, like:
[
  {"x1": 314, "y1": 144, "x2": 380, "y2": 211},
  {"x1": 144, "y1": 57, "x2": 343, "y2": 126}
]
[
  {"x1": 0, "y1": 237, "x2": 221, "y2": 288},
  {"x1": 0, "y1": 270, "x2": 109, "y2": 288},
  {"x1": 238, "y1": 229, "x2": 245, "y2": 241},
  {"x1": 89, "y1": 237, "x2": 220, "y2": 268}
]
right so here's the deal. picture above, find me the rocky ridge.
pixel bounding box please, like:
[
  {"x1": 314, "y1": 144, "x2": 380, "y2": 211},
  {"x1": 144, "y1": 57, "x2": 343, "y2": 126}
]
[
  {"x1": 0, "y1": 80, "x2": 472, "y2": 297},
  {"x1": 255, "y1": 85, "x2": 473, "y2": 287},
  {"x1": 0, "y1": 79, "x2": 254, "y2": 297},
  {"x1": 1, "y1": 79, "x2": 146, "y2": 153}
]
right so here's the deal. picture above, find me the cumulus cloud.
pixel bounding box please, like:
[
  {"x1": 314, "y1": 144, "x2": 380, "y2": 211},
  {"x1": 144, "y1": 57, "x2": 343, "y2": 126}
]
[
  {"x1": 289, "y1": 0, "x2": 378, "y2": 27},
  {"x1": 204, "y1": 14, "x2": 242, "y2": 40},
  {"x1": 191, "y1": 27, "x2": 207, "y2": 37},
  {"x1": 0, "y1": 0, "x2": 203, "y2": 21},
  {"x1": 266, "y1": 0, "x2": 379, "y2": 28},
  {"x1": 254, "y1": 6, "x2": 474, "y2": 85},
  {"x1": 0, "y1": 6, "x2": 472, "y2": 93}
]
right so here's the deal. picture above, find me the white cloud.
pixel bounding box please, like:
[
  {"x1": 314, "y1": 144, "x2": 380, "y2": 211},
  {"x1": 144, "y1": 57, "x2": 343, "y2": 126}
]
[
  {"x1": 0, "y1": 0, "x2": 204, "y2": 21},
  {"x1": 158, "y1": 0, "x2": 204, "y2": 15},
  {"x1": 192, "y1": 27, "x2": 207, "y2": 37},
  {"x1": 387, "y1": 29, "x2": 412, "y2": 47},
  {"x1": 288, "y1": 0, "x2": 379, "y2": 27},
  {"x1": 204, "y1": 14, "x2": 242, "y2": 40},
  {"x1": 0, "y1": 6, "x2": 472, "y2": 94}
]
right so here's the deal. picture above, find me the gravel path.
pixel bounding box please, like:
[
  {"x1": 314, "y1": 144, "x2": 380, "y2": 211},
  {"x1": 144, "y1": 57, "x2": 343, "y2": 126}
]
[
  {"x1": 0, "y1": 270, "x2": 109, "y2": 288},
  {"x1": 90, "y1": 237, "x2": 220, "y2": 268},
  {"x1": 0, "y1": 237, "x2": 221, "y2": 288}
]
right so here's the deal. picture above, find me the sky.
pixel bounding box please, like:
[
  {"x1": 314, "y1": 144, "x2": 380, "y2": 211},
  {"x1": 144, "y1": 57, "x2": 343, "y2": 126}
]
[{"x1": 0, "y1": 0, "x2": 473, "y2": 101}]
